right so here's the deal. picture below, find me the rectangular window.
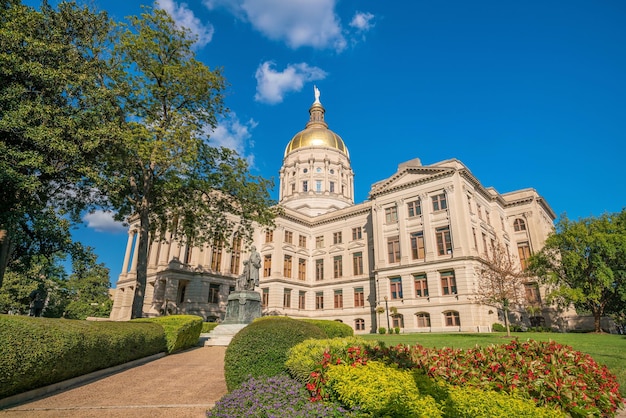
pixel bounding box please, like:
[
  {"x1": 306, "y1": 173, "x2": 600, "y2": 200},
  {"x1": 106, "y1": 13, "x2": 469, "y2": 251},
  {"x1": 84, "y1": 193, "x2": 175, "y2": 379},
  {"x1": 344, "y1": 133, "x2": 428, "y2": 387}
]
[
  {"x1": 445, "y1": 311, "x2": 461, "y2": 326},
  {"x1": 329, "y1": 181, "x2": 335, "y2": 193},
  {"x1": 333, "y1": 231, "x2": 342, "y2": 244},
  {"x1": 210, "y1": 241, "x2": 223, "y2": 271},
  {"x1": 315, "y1": 292, "x2": 324, "y2": 310},
  {"x1": 477, "y1": 204, "x2": 483, "y2": 220},
  {"x1": 263, "y1": 254, "x2": 272, "y2": 277},
  {"x1": 352, "y1": 252, "x2": 363, "y2": 275},
  {"x1": 315, "y1": 259, "x2": 324, "y2": 281},
  {"x1": 387, "y1": 236, "x2": 400, "y2": 263},
  {"x1": 283, "y1": 289, "x2": 291, "y2": 308},
  {"x1": 262, "y1": 288, "x2": 269, "y2": 307},
  {"x1": 482, "y1": 233, "x2": 488, "y2": 255},
  {"x1": 414, "y1": 274, "x2": 429, "y2": 298},
  {"x1": 315, "y1": 180, "x2": 322, "y2": 192},
  {"x1": 410, "y1": 231, "x2": 425, "y2": 260},
  {"x1": 333, "y1": 255, "x2": 343, "y2": 278},
  {"x1": 298, "y1": 258, "x2": 306, "y2": 280},
  {"x1": 315, "y1": 235, "x2": 324, "y2": 248},
  {"x1": 472, "y1": 228, "x2": 478, "y2": 249},
  {"x1": 334, "y1": 289, "x2": 343, "y2": 308},
  {"x1": 265, "y1": 230, "x2": 273, "y2": 243},
  {"x1": 283, "y1": 255, "x2": 292, "y2": 278},
  {"x1": 385, "y1": 206, "x2": 398, "y2": 223},
  {"x1": 407, "y1": 199, "x2": 422, "y2": 217},
  {"x1": 390, "y1": 277, "x2": 403, "y2": 299},
  {"x1": 208, "y1": 283, "x2": 220, "y2": 304},
  {"x1": 416, "y1": 313, "x2": 431, "y2": 328},
  {"x1": 441, "y1": 271, "x2": 457, "y2": 295},
  {"x1": 355, "y1": 318, "x2": 365, "y2": 331},
  {"x1": 302, "y1": 180, "x2": 308, "y2": 192},
  {"x1": 298, "y1": 291, "x2": 306, "y2": 309},
  {"x1": 291, "y1": 183, "x2": 295, "y2": 193},
  {"x1": 352, "y1": 226, "x2": 362, "y2": 240},
  {"x1": 525, "y1": 282, "x2": 541, "y2": 304},
  {"x1": 230, "y1": 236, "x2": 242, "y2": 275},
  {"x1": 298, "y1": 235, "x2": 307, "y2": 247},
  {"x1": 284, "y1": 230, "x2": 293, "y2": 244},
  {"x1": 354, "y1": 287, "x2": 365, "y2": 307},
  {"x1": 432, "y1": 193, "x2": 447, "y2": 211},
  {"x1": 518, "y1": 241, "x2": 531, "y2": 270},
  {"x1": 436, "y1": 226, "x2": 452, "y2": 255}
]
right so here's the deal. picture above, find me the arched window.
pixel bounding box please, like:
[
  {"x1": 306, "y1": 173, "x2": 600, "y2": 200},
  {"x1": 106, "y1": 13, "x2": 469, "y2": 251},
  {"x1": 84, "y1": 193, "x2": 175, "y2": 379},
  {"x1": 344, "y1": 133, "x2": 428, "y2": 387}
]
[
  {"x1": 513, "y1": 218, "x2": 526, "y2": 232},
  {"x1": 415, "y1": 312, "x2": 431, "y2": 328},
  {"x1": 444, "y1": 311, "x2": 461, "y2": 327},
  {"x1": 354, "y1": 318, "x2": 365, "y2": 331}
]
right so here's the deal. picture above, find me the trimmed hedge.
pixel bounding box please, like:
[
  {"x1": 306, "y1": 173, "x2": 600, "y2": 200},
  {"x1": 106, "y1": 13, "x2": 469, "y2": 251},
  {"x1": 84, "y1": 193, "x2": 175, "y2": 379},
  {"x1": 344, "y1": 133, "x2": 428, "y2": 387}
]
[
  {"x1": 201, "y1": 322, "x2": 219, "y2": 333},
  {"x1": 133, "y1": 315, "x2": 202, "y2": 353},
  {"x1": 0, "y1": 315, "x2": 166, "y2": 398},
  {"x1": 300, "y1": 319, "x2": 353, "y2": 338},
  {"x1": 224, "y1": 316, "x2": 327, "y2": 391}
]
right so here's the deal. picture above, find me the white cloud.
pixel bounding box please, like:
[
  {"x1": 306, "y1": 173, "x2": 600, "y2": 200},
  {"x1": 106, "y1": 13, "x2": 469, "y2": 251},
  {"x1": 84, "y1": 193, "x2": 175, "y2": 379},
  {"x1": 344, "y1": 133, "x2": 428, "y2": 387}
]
[
  {"x1": 204, "y1": 0, "x2": 346, "y2": 52},
  {"x1": 209, "y1": 113, "x2": 258, "y2": 166},
  {"x1": 83, "y1": 211, "x2": 127, "y2": 234},
  {"x1": 350, "y1": 11, "x2": 375, "y2": 32},
  {"x1": 156, "y1": 0, "x2": 215, "y2": 48},
  {"x1": 255, "y1": 61, "x2": 327, "y2": 104}
]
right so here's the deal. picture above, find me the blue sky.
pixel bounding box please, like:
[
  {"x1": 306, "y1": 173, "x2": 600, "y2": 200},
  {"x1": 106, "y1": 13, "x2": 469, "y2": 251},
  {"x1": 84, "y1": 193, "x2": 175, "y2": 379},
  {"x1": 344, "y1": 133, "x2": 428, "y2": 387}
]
[{"x1": 25, "y1": 0, "x2": 626, "y2": 285}]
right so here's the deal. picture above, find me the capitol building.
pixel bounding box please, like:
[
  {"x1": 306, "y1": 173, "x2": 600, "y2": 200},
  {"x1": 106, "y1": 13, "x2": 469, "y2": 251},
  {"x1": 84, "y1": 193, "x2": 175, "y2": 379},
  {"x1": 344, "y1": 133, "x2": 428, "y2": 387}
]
[{"x1": 110, "y1": 91, "x2": 558, "y2": 333}]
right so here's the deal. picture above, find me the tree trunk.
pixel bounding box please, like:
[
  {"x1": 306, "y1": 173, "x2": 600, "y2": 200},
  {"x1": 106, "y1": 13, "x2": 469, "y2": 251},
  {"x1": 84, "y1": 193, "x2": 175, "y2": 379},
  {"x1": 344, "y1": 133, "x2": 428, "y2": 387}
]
[
  {"x1": 0, "y1": 227, "x2": 15, "y2": 289},
  {"x1": 130, "y1": 208, "x2": 151, "y2": 319},
  {"x1": 593, "y1": 308, "x2": 603, "y2": 333},
  {"x1": 504, "y1": 306, "x2": 511, "y2": 337}
]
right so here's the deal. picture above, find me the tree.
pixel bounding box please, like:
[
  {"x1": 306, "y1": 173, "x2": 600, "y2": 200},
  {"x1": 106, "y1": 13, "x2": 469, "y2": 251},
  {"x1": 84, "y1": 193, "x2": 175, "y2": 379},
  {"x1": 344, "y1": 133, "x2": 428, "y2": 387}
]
[
  {"x1": 63, "y1": 246, "x2": 112, "y2": 319},
  {"x1": 474, "y1": 239, "x2": 527, "y2": 336},
  {"x1": 529, "y1": 211, "x2": 626, "y2": 333},
  {"x1": 0, "y1": 1, "x2": 120, "y2": 287},
  {"x1": 102, "y1": 7, "x2": 275, "y2": 318}
]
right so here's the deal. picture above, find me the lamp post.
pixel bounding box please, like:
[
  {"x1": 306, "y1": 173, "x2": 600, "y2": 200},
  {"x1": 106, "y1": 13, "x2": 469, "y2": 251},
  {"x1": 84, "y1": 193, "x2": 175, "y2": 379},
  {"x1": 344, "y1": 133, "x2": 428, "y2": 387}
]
[{"x1": 384, "y1": 296, "x2": 391, "y2": 331}]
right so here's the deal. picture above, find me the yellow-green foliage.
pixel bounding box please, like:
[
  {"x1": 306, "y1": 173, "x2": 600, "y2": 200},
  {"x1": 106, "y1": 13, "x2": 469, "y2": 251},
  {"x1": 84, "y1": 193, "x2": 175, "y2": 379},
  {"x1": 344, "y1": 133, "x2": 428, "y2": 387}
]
[
  {"x1": 300, "y1": 319, "x2": 353, "y2": 338},
  {"x1": 201, "y1": 322, "x2": 219, "y2": 333},
  {"x1": 285, "y1": 337, "x2": 375, "y2": 382},
  {"x1": 325, "y1": 361, "x2": 443, "y2": 417},
  {"x1": 445, "y1": 386, "x2": 566, "y2": 418},
  {"x1": 133, "y1": 315, "x2": 202, "y2": 353},
  {"x1": 0, "y1": 315, "x2": 166, "y2": 398}
]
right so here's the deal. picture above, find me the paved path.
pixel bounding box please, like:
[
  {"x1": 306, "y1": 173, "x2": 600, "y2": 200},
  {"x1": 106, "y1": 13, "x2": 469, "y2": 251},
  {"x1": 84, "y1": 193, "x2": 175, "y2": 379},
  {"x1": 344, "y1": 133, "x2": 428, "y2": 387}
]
[{"x1": 0, "y1": 346, "x2": 227, "y2": 418}]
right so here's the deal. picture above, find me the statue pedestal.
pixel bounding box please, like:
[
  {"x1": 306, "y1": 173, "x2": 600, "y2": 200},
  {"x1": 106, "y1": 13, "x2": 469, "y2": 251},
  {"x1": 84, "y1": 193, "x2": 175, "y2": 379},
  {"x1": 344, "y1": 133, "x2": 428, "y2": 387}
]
[{"x1": 222, "y1": 290, "x2": 262, "y2": 325}]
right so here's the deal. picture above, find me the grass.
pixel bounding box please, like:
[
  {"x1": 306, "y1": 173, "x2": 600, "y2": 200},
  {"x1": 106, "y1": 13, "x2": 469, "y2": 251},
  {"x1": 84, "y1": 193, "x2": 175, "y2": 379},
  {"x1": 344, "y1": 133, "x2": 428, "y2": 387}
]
[{"x1": 361, "y1": 332, "x2": 626, "y2": 397}]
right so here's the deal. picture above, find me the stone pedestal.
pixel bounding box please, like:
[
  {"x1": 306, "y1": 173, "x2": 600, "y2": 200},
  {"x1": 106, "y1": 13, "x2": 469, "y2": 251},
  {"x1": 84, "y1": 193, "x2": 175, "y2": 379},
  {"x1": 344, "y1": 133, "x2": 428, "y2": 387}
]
[{"x1": 222, "y1": 290, "x2": 262, "y2": 325}]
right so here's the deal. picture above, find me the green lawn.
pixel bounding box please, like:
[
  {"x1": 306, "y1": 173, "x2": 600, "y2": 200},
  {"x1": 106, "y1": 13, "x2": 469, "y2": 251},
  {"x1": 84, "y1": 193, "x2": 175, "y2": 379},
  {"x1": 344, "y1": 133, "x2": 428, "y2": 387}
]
[{"x1": 361, "y1": 332, "x2": 626, "y2": 397}]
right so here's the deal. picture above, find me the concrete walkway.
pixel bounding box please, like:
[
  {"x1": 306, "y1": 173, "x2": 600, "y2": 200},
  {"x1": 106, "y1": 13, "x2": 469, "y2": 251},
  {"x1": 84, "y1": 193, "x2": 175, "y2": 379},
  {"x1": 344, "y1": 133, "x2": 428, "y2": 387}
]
[{"x1": 0, "y1": 345, "x2": 227, "y2": 418}]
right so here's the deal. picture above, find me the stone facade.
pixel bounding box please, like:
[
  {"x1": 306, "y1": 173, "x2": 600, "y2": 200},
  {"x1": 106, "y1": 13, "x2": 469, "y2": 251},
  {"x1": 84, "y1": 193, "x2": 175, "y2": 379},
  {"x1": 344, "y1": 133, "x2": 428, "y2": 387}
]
[{"x1": 110, "y1": 93, "x2": 565, "y2": 333}]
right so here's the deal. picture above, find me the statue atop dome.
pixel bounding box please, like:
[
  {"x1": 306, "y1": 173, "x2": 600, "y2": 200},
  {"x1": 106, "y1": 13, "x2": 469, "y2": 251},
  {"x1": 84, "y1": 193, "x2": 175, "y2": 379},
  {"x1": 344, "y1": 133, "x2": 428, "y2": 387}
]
[{"x1": 314, "y1": 85, "x2": 321, "y2": 104}]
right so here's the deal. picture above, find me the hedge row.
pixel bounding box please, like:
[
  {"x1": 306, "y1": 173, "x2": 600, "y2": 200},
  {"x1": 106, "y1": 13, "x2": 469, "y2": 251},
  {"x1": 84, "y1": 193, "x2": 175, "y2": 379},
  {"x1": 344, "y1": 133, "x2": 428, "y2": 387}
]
[{"x1": 133, "y1": 315, "x2": 203, "y2": 353}]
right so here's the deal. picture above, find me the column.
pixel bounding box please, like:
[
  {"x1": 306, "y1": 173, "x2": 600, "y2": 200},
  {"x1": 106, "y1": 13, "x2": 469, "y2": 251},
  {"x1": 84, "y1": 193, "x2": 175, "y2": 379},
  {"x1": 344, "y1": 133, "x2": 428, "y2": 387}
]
[{"x1": 121, "y1": 231, "x2": 135, "y2": 274}]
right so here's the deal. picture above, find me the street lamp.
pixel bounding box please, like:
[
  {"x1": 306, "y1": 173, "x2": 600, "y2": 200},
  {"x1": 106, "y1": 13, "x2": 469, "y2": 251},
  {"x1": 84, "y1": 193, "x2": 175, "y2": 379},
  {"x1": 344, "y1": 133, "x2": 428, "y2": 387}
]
[{"x1": 384, "y1": 295, "x2": 391, "y2": 331}]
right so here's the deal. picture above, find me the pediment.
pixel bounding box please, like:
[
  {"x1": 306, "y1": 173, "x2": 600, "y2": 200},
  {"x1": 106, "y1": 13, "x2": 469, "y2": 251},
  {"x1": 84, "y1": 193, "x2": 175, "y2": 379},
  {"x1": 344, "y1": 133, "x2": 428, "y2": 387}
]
[
  {"x1": 369, "y1": 166, "x2": 454, "y2": 198},
  {"x1": 312, "y1": 249, "x2": 327, "y2": 257},
  {"x1": 348, "y1": 241, "x2": 366, "y2": 250},
  {"x1": 282, "y1": 244, "x2": 296, "y2": 252},
  {"x1": 328, "y1": 245, "x2": 344, "y2": 254}
]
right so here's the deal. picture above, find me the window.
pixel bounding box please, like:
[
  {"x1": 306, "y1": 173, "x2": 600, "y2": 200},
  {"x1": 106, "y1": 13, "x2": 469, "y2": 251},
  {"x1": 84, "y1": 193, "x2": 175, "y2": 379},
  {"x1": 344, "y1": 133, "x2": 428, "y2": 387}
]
[
  {"x1": 500, "y1": 216, "x2": 505, "y2": 230},
  {"x1": 265, "y1": 230, "x2": 273, "y2": 243},
  {"x1": 482, "y1": 233, "x2": 488, "y2": 255},
  {"x1": 298, "y1": 235, "x2": 307, "y2": 247},
  {"x1": 387, "y1": 236, "x2": 400, "y2": 263},
  {"x1": 298, "y1": 258, "x2": 306, "y2": 281},
  {"x1": 444, "y1": 311, "x2": 461, "y2": 327},
  {"x1": 410, "y1": 231, "x2": 425, "y2": 260},
  {"x1": 390, "y1": 277, "x2": 403, "y2": 299},
  {"x1": 334, "y1": 290, "x2": 343, "y2": 308},
  {"x1": 315, "y1": 180, "x2": 322, "y2": 192},
  {"x1": 230, "y1": 236, "x2": 242, "y2": 275},
  {"x1": 284, "y1": 230, "x2": 293, "y2": 244},
  {"x1": 352, "y1": 252, "x2": 363, "y2": 275},
  {"x1": 262, "y1": 288, "x2": 269, "y2": 307},
  {"x1": 210, "y1": 241, "x2": 223, "y2": 271},
  {"x1": 392, "y1": 314, "x2": 404, "y2": 329},
  {"x1": 333, "y1": 231, "x2": 342, "y2": 244},
  {"x1": 416, "y1": 313, "x2": 431, "y2": 328},
  {"x1": 407, "y1": 199, "x2": 421, "y2": 217},
  {"x1": 525, "y1": 282, "x2": 541, "y2": 304},
  {"x1": 355, "y1": 318, "x2": 365, "y2": 331},
  {"x1": 298, "y1": 291, "x2": 306, "y2": 309},
  {"x1": 315, "y1": 259, "x2": 324, "y2": 281},
  {"x1": 514, "y1": 218, "x2": 527, "y2": 231},
  {"x1": 283, "y1": 255, "x2": 292, "y2": 278},
  {"x1": 354, "y1": 287, "x2": 365, "y2": 307},
  {"x1": 385, "y1": 206, "x2": 398, "y2": 223},
  {"x1": 183, "y1": 246, "x2": 192, "y2": 264},
  {"x1": 441, "y1": 271, "x2": 457, "y2": 295},
  {"x1": 414, "y1": 274, "x2": 429, "y2": 298},
  {"x1": 352, "y1": 227, "x2": 362, "y2": 240},
  {"x1": 208, "y1": 284, "x2": 220, "y2": 304},
  {"x1": 302, "y1": 180, "x2": 308, "y2": 192},
  {"x1": 263, "y1": 255, "x2": 272, "y2": 277},
  {"x1": 315, "y1": 292, "x2": 324, "y2": 310},
  {"x1": 518, "y1": 241, "x2": 531, "y2": 270},
  {"x1": 283, "y1": 289, "x2": 291, "y2": 308},
  {"x1": 472, "y1": 228, "x2": 478, "y2": 249},
  {"x1": 486, "y1": 211, "x2": 491, "y2": 225},
  {"x1": 436, "y1": 226, "x2": 452, "y2": 255},
  {"x1": 432, "y1": 193, "x2": 447, "y2": 211},
  {"x1": 333, "y1": 255, "x2": 343, "y2": 278},
  {"x1": 291, "y1": 183, "x2": 295, "y2": 193},
  {"x1": 329, "y1": 181, "x2": 335, "y2": 193},
  {"x1": 315, "y1": 235, "x2": 324, "y2": 248},
  {"x1": 477, "y1": 204, "x2": 483, "y2": 220}
]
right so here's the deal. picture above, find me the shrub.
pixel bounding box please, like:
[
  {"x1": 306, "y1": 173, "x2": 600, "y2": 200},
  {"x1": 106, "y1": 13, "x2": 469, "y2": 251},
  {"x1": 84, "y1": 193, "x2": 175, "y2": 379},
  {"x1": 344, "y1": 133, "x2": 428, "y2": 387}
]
[
  {"x1": 394, "y1": 326, "x2": 400, "y2": 334},
  {"x1": 224, "y1": 316, "x2": 326, "y2": 391},
  {"x1": 133, "y1": 314, "x2": 202, "y2": 353},
  {"x1": 201, "y1": 322, "x2": 219, "y2": 333},
  {"x1": 0, "y1": 315, "x2": 166, "y2": 398},
  {"x1": 207, "y1": 374, "x2": 356, "y2": 417},
  {"x1": 491, "y1": 323, "x2": 506, "y2": 332},
  {"x1": 300, "y1": 319, "x2": 353, "y2": 338},
  {"x1": 324, "y1": 361, "x2": 442, "y2": 417},
  {"x1": 285, "y1": 337, "x2": 375, "y2": 383},
  {"x1": 378, "y1": 327, "x2": 386, "y2": 334}
]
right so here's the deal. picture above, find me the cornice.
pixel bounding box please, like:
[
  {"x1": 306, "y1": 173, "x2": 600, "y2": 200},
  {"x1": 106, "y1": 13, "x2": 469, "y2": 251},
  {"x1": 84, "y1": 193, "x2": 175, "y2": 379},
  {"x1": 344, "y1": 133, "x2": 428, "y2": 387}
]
[{"x1": 368, "y1": 167, "x2": 455, "y2": 199}]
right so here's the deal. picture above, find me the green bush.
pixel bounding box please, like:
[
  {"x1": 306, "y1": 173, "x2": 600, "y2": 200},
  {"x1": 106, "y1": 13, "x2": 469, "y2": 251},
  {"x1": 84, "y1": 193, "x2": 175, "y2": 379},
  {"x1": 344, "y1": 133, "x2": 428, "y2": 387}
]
[
  {"x1": 325, "y1": 361, "x2": 443, "y2": 417},
  {"x1": 224, "y1": 316, "x2": 326, "y2": 391},
  {"x1": 300, "y1": 319, "x2": 353, "y2": 338},
  {"x1": 491, "y1": 323, "x2": 506, "y2": 332},
  {"x1": 0, "y1": 315, "x2": 166, "y2": 398},
  {"x1": 285, "y1": 337, "x2": 375, "y2": 382},
  {"x1": 133, "y1": 315, "x2": 202, "y2": 353},
  {"x1": 394, "y1": 326, "x2": 400, "y2": 334},
  {"x1": 201, "y1": 322, "x2": 219, "y2": 333},
  {"x1": 378, "y1": 327, "x2": 386, "y2": 334}
]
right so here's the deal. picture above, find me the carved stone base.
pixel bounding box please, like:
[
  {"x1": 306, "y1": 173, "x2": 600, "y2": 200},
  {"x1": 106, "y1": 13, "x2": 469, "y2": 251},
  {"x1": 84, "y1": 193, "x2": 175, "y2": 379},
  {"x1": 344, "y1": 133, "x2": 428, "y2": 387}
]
[{"x1": 222, "y1": 290, "x2": 262, "y2": 325}]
